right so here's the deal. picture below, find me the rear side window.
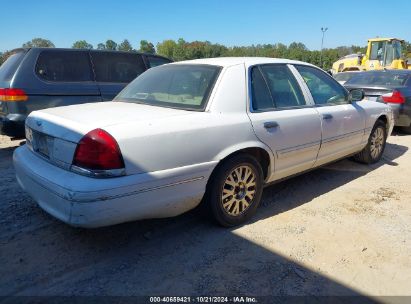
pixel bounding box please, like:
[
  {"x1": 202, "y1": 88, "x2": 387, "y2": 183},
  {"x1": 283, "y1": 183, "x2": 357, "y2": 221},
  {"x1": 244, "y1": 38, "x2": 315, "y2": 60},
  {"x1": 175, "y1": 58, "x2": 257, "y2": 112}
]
[
  {"x1": 296, "y1": 65, "x2": 348, "y2": 105},
  {"x1": 260, "y1": 65, "x2": 306, "y2": 108},
  {"x1": 146, "y1": 56, "x2": 172, "y2": 68},
  {"x1": 250, "y1": 67, "x2": 274, "y2": 111},
  {"x1": 0, "y1": 50, "x2": 27, "y2": 82},
  {"x1": 91, "y1": 52, "x2": 146, "y2": 83},
  {"x1": 36, "y1": 50, "x2": 92, "y2": 82}
]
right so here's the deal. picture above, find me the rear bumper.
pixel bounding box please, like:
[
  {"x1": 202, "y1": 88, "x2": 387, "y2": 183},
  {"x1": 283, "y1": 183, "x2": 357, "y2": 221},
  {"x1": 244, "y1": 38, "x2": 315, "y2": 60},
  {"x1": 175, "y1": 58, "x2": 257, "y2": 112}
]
[
  {"x1": 387, "y1": 104, "x2": 411, "y2": 127},
  {"x1": 0, "y1": 113, "x2": 26, "y2": 137},
  {"x1": 14, "y1": 145, "x2": 216, "y2": 228}
]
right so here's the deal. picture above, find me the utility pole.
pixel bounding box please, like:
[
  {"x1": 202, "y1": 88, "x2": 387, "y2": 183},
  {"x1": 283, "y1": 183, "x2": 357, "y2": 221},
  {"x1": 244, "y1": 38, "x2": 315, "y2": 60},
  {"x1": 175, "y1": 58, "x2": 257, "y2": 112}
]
[{"x1": 320, "y1": 27, "x2": 328, "y2": 69}]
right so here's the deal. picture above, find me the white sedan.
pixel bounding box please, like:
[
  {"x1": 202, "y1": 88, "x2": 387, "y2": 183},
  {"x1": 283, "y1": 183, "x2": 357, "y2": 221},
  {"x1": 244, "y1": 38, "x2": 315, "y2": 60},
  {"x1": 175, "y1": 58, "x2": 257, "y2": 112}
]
[{"x1": 14, "y1": 58, "x2": 394, "y2": 228}]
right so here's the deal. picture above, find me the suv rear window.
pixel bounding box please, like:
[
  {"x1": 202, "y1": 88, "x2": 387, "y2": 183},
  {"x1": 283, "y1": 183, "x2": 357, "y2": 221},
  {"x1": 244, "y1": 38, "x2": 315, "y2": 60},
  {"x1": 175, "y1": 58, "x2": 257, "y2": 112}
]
[
  {"x1": 91, "y1": 52, "x2": 146, "y2": 83},
  {"x1": 0, "y1": 50, "x2": 27, "y2": 82},
  {"x1": 146, "y1": 56, "x2": 172, "y2": 68},
  {"x1": 36, "y1": 50, "x2": 93, "y2": 82}
]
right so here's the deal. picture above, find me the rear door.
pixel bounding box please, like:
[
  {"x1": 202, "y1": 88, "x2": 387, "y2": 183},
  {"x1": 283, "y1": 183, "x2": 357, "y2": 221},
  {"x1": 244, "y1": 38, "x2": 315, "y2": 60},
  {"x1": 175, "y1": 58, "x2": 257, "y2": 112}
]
[
  {"x1": 90, "y1": 51, "x2": 147, "y2": 101},
  {"x1": 247, "y1": 64, "x2": 322, "y2": 181},
  {"x1": 294, "y1": 65, "x2": 366, "y2": 167}
]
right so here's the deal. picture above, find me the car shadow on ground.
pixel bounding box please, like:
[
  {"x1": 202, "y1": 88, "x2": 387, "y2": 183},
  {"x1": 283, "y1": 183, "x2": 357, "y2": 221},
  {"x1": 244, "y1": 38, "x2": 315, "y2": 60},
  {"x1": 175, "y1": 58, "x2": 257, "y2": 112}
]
[
  {"x1": 253, "y1": 141, "x2": 408, "y2": 222},
  {"x1": 0, "y1": 142, "x2": 408, "y2": 300}
]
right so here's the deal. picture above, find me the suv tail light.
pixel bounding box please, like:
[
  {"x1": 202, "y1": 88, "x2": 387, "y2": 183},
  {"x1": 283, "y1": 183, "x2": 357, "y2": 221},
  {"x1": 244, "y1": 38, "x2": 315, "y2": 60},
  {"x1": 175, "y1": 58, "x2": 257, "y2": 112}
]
[
  {"x1": 382, "y1": 90, "x2": 405, "y2": 104},
  {"x1": 72, "y1": 129, "x2": 125, "y2": 176},
  {"x1": 0, "y1": 88, "x2": 28, "y2": 102}
]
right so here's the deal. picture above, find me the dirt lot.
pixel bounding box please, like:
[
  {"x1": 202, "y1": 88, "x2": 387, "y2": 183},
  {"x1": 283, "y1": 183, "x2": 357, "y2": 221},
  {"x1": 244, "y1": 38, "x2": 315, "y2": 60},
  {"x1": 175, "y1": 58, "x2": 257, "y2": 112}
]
[{"x1": 1, "y1": 132, "x2": 410, "y2": 301}]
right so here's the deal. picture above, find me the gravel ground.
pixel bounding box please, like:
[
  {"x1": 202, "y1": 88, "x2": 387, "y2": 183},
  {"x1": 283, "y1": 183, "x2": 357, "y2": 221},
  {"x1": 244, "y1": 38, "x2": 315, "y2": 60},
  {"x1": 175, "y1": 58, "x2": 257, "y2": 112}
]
[{"x1": 0, "y1": 132, "x2": 410, "y2": 301}]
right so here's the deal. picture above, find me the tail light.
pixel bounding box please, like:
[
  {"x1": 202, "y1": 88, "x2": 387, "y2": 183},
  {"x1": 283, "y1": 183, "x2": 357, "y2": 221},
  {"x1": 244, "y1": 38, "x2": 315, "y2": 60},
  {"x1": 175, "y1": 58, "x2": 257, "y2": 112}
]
[
  {"x1": 382, "y1": 90, "x2": 405, "y2": 104},
  {"x1": 72, "y1": 129, "x2": 125, "y2": 175},
  {"x1": 0, "y1": 88, "x2": 28, "y2": 102}
]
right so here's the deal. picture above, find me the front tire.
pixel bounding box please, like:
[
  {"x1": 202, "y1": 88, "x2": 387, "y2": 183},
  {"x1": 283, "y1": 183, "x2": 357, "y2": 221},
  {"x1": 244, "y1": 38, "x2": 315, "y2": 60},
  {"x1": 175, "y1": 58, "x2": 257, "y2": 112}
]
[
  {"x1": 354, "y1": 120, "x2": 387, "y2": 164},
  {"x1": 206, "y1": 154, "x2": 264, "y2": 227}
]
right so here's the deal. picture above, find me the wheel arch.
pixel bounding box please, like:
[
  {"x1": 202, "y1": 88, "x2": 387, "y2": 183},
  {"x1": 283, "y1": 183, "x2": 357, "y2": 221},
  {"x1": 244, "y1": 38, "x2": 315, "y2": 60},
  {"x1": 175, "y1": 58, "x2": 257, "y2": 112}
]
[
  {"x1": 376, "y1": 114, "x2": 390, "y2": 133},
  {"x1": 212, "y1": 142, "x2": 274, "y2": 182}
]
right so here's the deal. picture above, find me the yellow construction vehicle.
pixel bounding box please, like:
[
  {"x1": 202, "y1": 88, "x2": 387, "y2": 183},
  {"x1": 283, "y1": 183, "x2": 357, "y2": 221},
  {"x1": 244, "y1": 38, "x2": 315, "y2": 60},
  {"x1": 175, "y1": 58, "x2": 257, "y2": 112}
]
[{"x1": 332, "y1": 38, "x2": 410, "y2": 74}]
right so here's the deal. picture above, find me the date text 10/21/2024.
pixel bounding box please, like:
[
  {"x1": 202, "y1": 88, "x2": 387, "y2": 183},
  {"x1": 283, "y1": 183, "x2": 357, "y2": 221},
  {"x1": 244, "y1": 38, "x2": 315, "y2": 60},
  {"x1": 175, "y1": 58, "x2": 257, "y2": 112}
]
[{"x1": 149, "y1": 296, "x2": 258, "y2": 303}]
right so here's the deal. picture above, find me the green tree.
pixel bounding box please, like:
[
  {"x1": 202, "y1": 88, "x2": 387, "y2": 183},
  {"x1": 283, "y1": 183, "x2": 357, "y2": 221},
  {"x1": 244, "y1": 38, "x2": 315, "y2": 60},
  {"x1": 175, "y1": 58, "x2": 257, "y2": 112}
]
[
  {"x1": 22, "y1": 38, "x2": 55, "y2": 48},
  {"x1": 105, "y1": 40, "x2": 117, "y2": 50},
  {"x1": 139, "y1": 40, "x2": 155, "y2": 54},
  {"x1": 118, "y1": 39, "x2": 133, "y2": 52},
  {"x1": 157, "y1": 39, "x2": 177, "y2": 59},
  {"x1": 97, "y1": 43, "x2": 106, "y2": 50},
  {"x1": 72, "y1": 40, "x2": 93, "y2": 49},
  {"x1": 172, "y1": 38, "x2": 187, "y2": 61}
]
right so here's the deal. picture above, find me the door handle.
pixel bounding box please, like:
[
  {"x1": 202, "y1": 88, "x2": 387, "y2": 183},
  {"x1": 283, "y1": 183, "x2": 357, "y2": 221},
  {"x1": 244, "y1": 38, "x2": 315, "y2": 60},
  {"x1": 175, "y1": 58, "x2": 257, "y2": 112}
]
[
  {"x1": 322, "y1": 114, "x2": 333, "y2": 120},
  {"x1": 264, "y1": 121, "x2": 279, "y2": 129}
]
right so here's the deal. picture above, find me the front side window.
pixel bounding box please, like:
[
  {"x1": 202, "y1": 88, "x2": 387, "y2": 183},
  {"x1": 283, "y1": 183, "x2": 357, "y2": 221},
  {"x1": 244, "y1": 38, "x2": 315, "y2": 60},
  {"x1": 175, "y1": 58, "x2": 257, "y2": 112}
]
[
  {"x1": 91, "y1": 52, "x2": 146, "y2": 83},
  {"x1": 36, "y1": 50, "x2": 92, "y2": 82},
  {"x1": 115, "y1": 64, "x2": 221, "y2": 110},
  {"x1": 296, "y1": 65, "x2": 348, "y2": 105},
  {"x1": 370, "y1": 41, "x2": 386, "y2": 61}
]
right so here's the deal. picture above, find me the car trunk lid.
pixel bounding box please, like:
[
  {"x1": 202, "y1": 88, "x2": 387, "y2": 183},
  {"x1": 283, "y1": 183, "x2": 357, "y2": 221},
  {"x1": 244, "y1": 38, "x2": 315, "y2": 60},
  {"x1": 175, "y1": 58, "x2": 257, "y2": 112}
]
[
  {"x1": 25, "y1": 101, "x2": 193, "y2": 168},
  {"x1": 27, "y1": 101, "x2": 192, "y2": 139},
  {"x1": 345, "y1": 85, "x2": 394, "y2": 102}
]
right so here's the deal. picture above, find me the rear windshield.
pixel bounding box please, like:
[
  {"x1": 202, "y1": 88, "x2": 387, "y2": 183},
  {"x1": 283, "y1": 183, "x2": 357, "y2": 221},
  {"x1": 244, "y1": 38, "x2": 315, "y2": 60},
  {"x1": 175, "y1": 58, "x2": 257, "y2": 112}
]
[
  {"x1": 114, "y1": 64, "x2": 222, "y2": 110},
  {"x1": 0, "y1": 50, "x2": 27, "y2": 82},
  {"x1": 346, "y1": 72, "x2": 409, "y2": 87},
  {"x1": 334, "y1": 73, "x2": 357, "y2": 82}
]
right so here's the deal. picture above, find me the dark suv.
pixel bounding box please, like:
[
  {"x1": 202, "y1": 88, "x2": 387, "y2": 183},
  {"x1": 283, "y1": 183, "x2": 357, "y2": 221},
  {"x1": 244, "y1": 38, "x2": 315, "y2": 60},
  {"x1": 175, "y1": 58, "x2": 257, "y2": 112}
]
[{"x1": 0, "y1": 48, "x2": 172, "y2": 137}]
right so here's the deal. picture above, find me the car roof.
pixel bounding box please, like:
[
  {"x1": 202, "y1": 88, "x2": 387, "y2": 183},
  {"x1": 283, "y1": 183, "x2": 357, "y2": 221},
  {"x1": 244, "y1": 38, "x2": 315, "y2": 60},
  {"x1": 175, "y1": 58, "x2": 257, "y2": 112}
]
[
  {"x1": 171, "y1": 57, "x2": 315, "y2": 68},
  {"x1": 10, "y1": 47, "x2": 170, "y2": 59},
  {"x1": 368, "y1": 38, "x2": 404, "y2": 43}
]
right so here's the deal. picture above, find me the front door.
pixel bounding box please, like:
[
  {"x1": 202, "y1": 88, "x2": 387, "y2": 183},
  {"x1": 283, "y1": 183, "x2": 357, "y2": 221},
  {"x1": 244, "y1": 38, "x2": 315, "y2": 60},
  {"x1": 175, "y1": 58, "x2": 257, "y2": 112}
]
[
  {"x1": 247, "y1": 64, "x2": 322, "y2": 181},
  {"x1": 293, "y1": 65, "x2": 366, "y2": 167}
]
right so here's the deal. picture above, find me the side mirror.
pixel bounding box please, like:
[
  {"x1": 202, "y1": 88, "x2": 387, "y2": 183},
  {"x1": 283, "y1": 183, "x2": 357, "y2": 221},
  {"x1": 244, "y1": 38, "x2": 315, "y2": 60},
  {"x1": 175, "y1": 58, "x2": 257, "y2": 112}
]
[{"x1": 349, "y1": 89, "x2": 364, "y2": 102}]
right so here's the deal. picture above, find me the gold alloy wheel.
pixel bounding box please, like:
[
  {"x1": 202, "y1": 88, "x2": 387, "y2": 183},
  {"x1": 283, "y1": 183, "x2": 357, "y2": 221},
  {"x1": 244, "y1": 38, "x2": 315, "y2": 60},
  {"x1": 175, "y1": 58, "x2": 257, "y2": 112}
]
[
  {"x1": 370, "y1": 127, "x2": 385, "y2": 159},
  {"x1": 221, "y1": 165, "x2": 257, "y2": 216}
]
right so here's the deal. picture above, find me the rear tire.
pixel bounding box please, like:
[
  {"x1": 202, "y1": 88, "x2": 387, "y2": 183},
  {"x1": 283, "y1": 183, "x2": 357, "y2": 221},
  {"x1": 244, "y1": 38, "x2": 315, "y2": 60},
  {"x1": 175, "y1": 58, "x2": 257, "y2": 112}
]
[
  {"x1": 354, "y1": 120, "x2": 387, "y2": 164},
  {"x1": 399, "y1": 125, "x2": 411, "y2": 134},
  {"x1": 206, "y1": 154, "x2": 264, "y2": 227}
]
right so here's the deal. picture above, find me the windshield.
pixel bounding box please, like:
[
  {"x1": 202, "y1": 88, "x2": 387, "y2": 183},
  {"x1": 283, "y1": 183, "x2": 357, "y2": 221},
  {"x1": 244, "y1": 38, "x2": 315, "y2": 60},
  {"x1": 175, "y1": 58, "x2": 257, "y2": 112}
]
[
  {"x1": 0, "y1": 50, "x2": 27, "y2": 82},
  {"x1": 115, "y1": 64, "x2": 222, "y2": 110},
  {"x1": 346, "y1": 72, "x2": 409, "y2": 87}
]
